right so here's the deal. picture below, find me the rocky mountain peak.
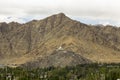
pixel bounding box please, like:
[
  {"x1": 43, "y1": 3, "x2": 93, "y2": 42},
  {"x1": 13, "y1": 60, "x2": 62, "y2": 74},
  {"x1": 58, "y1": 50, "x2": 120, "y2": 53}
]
[
  {"x1": 56, "y1": 12, "x2": 66, "y2": 17},
  {"x1": 43, "y1": 13, "x2": 71, "y2": 22}
]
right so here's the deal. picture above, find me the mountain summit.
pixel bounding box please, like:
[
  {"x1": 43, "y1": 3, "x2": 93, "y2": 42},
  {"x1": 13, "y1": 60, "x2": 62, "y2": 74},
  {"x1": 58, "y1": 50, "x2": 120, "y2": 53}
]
[{"x1": 0, "y1": 13, "x2": 120, "y2": 67}]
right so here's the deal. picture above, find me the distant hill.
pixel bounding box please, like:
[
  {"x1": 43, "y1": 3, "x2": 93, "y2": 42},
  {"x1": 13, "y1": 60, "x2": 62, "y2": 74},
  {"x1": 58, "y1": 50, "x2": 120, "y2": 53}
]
[{"x1": 0, "y1": 13, "x2": 120, "y2": 67}]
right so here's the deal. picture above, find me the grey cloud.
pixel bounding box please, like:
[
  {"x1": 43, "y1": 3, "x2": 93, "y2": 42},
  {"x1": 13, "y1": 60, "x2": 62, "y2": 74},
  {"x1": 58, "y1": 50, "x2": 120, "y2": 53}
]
[
  {"x1": 0, "y1": 0, "x2": 120, "y2": 26},
  {"x1": 25, "y1": 7, "x2": 53, "y2": 15}
]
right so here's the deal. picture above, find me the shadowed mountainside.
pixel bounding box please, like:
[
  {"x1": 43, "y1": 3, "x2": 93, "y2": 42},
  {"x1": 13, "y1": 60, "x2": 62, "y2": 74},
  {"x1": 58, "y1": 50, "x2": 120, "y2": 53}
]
[{"x1": 22, "y1": 50, "x2": 91, "y2": 68}]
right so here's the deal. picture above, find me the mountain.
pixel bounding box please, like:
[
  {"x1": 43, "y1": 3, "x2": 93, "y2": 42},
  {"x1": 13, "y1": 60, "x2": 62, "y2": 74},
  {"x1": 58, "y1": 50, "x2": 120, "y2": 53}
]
[{"x1": 0, "y1": 13, "x2": 120, "y2": 67}]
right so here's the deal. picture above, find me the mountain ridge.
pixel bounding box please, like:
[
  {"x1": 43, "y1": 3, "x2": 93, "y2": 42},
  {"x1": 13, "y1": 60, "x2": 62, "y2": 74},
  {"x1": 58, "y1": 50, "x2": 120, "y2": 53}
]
[{"x1": 0, "y1": 13, "x2": 120, "y2": 67}]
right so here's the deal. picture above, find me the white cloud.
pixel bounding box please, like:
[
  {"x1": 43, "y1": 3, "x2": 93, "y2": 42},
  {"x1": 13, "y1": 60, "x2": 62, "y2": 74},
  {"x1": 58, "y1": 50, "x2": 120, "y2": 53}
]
[
  {"x1": 0, "y1": 16, "x2": 25, "y2": 23},
  {"x1": 0, "y1": 0, "x2": 120, "y2": 26},
  {"x1": 99, "y1": 22, "x2": 110, "y2": 26}
]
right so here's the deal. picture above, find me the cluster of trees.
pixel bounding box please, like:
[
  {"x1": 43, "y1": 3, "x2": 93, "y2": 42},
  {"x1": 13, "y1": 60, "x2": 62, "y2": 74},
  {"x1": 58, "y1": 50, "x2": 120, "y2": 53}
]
[{"x1": 0, "y1": 63, "x2": 120, "y2": 80}]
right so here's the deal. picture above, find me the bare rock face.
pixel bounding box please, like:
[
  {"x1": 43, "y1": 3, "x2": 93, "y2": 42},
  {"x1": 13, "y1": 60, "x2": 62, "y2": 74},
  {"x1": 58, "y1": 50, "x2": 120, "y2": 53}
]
[{"x1": 0, "y1": 13, "x2": 120, "y2": 66}]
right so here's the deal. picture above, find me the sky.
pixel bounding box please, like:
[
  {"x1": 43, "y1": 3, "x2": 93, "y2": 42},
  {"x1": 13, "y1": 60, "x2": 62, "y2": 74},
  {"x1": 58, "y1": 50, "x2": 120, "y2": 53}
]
[{"x1": 0, "y1": 0, "x2": 120, "y2": 26}]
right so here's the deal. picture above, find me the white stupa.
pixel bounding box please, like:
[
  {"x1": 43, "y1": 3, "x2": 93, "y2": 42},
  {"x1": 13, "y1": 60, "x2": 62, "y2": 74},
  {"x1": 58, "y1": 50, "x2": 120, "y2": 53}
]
[{"x1": 57, "y1": 46, "x2": 64, "y2": 50}]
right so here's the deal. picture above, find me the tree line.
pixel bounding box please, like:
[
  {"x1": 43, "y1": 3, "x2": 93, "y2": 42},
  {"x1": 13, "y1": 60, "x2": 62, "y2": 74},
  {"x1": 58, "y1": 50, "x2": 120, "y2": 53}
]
[{"x1": 0, "y1": 63, "x2": 120, "y2": 80}]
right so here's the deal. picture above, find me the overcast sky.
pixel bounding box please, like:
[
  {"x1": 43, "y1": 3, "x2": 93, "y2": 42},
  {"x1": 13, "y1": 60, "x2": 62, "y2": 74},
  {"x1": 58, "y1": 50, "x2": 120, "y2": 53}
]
[{"x1": 0, "y1": 0, "x2": 120, "y2": 26}]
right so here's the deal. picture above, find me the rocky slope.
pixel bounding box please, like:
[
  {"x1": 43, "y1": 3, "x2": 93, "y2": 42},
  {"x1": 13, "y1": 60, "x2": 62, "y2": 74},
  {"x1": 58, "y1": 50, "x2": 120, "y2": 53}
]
[
  {"x1": 22, "y1": 49, "x2": 91, "y2": 68},
  {"x1": 0, "y1": 13, "x2": 120, "y2": 67}
]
